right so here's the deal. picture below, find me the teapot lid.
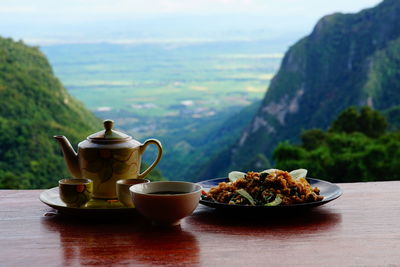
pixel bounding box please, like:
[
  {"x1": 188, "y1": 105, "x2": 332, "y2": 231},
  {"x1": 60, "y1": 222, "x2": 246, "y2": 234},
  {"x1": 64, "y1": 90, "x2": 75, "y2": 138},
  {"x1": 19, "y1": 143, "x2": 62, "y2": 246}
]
[{"x1": 88, "y1": 120, "x2": 131, "y2": 143}]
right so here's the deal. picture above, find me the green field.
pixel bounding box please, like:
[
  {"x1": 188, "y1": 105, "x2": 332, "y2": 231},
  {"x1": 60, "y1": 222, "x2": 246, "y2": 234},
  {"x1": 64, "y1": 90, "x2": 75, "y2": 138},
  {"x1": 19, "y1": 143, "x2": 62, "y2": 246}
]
[
  {"x1": 43, "y1": 42, "x2": 281, "y2": 115},
  {"x1": 42, "y1": 41, "x2": 283, "y2": 180}
]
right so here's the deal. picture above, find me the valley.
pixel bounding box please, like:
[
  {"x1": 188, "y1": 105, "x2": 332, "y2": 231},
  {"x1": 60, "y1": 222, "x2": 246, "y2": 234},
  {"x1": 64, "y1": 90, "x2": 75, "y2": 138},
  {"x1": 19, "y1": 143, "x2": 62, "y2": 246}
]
[{"x1": 42, "y1": 40, "x2": 283, "y2": 180}]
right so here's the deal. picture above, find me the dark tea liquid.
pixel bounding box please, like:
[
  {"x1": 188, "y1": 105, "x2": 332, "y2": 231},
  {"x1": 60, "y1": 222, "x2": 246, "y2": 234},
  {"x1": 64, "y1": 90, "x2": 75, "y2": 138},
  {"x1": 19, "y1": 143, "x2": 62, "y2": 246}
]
[{"x1": 149, "y1": 191, "x2": 189, "y2": 195}]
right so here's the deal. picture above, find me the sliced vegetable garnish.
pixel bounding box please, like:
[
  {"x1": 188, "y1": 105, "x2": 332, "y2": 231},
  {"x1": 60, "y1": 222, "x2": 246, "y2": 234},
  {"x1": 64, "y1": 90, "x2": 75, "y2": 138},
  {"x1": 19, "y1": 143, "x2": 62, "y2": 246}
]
[
  {"x1": 263, "y1": 194, "x2": 274, "y2": 203},
  {"x1": 265, "y1": 194, "x2": 282, "y2": 206},
  {"x1": 235, "y1": 189, "x2": 256, "y2": 206},
  {"x1": 260, "y1": 169, "x2": 280, "y2": 175},
  {"x1": 289, "y1": 169, "x2": 308, "y2": 180},
  {"x1": 228, "y1": 171, "x2": 246, "y2": 182}
]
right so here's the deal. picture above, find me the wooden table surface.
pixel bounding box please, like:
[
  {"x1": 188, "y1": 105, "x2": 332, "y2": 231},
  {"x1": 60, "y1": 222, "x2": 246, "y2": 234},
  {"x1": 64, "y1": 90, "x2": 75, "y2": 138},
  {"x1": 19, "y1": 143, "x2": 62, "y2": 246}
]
[{"x1": 1, "y1": 181, "x2": 400, "y2": 266}]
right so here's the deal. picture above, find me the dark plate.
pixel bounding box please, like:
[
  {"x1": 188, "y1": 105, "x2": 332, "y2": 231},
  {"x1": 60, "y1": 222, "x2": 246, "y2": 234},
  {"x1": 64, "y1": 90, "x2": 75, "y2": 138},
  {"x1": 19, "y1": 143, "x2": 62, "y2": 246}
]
[{"x1": 198, "y1": 178, "x2": 342, "y2": 211}]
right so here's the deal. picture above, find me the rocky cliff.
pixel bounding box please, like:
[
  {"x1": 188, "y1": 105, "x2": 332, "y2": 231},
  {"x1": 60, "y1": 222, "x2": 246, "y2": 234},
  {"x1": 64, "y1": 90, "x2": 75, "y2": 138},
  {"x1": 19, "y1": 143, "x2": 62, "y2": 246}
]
[{"x1": 201, "y1": 0, "x2": 400, "y2": 178}]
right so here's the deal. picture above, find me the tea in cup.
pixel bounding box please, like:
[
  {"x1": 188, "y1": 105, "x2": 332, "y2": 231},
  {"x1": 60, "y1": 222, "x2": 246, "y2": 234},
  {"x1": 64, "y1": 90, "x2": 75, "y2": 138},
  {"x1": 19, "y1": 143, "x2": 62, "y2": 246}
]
[
  {"x1": 116, "y1": 178, "x2": 150, "y2": 207},
  {"x1": 130, "y1": 181, "x2": 202, "y2": 225},
  {"x1": 59, "y1": 178, "x2": 93, "y2": 207}
]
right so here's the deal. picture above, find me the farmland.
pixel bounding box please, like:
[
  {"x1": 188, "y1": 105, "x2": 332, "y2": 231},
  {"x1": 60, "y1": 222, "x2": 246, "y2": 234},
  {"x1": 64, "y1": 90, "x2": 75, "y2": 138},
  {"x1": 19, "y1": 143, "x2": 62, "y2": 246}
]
[{"x1": 42, "y1": 40, "x2": 283, "y2": 180}]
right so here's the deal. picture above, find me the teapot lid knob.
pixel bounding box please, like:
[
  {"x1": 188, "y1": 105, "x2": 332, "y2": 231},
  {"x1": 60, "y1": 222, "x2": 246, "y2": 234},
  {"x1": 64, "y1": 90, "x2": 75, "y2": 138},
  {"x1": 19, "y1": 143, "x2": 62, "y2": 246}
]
[
  {"x1": 87, "y1": 119, "x2": 131, "y2": 142},
  {"x1": 104, "y1": 119, "x2": 114, "y2": 133}
]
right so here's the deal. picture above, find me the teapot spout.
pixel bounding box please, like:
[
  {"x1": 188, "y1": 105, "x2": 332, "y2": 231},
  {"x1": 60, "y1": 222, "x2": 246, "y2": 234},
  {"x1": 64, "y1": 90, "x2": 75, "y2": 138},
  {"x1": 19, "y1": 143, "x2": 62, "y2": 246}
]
[{"x1": 54, "y1": 135, "x2": 82, "y2": 178}]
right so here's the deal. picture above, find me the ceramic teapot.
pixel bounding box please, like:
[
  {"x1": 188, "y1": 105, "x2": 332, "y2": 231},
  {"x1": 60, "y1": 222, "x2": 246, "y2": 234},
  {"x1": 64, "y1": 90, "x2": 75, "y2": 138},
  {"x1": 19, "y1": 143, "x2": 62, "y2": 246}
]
[{"x1": 54, "y1": 120, "x2": 163, "y2": 199}]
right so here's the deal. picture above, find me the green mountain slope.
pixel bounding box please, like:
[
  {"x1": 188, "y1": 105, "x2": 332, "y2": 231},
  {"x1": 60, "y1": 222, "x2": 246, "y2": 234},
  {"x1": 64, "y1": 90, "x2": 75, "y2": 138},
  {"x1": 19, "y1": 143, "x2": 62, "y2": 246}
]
[
  {"x1": 136, "y1": 100, "x2": 260, "y2": 181},
  {"x1": 201, "y1": 0, "x2": 400, "y2": 177},
  {"x1": 0, "y1": 37, "x2": 100, "y2": 188},
  {"x1": 186, "y1": 101, "x2": 261, "y2": 181}
]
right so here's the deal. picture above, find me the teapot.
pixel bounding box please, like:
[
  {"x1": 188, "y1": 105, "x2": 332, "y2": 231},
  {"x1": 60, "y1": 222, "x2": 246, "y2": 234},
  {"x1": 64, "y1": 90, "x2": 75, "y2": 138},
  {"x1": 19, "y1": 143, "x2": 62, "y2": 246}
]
[{"x1": 54, "y1": 120, "x2": 163, "y2": 199}]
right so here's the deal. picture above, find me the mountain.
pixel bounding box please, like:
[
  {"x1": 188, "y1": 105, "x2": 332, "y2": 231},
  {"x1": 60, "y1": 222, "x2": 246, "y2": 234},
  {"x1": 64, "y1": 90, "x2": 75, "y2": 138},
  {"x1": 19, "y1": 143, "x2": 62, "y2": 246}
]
[
  {"x1": 181, "y1": 101, "x2": 261, "y2": 181},
  {"x1": 0, "y1": 37, "x2": 101, "y2": 188},
  {"x1": 200, "y1": 0, "x2": 400, "y2": 178}
]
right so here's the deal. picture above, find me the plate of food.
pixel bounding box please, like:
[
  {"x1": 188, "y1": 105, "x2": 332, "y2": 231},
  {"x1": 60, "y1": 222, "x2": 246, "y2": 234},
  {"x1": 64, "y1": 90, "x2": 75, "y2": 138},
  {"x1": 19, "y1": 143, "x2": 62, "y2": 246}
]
[{"x1": 198, "y1": 169, "x2": 342, "y2": 210}]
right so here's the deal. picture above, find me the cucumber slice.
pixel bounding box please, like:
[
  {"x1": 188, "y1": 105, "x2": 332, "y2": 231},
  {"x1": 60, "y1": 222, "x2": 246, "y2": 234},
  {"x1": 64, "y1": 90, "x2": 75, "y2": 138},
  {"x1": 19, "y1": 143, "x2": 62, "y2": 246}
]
[
  {"x1": 265, "y1": 194, "x2": 282, "y2": 206},
  {"x1": 228, "y1": 171, "x2": 246, "y2": 182},
  {"x1": 235, "y1": 189, "x2": 256, "y2": 206},
  {"x1": 289, "y1": 169, "x2": 308, "y2": 180}
]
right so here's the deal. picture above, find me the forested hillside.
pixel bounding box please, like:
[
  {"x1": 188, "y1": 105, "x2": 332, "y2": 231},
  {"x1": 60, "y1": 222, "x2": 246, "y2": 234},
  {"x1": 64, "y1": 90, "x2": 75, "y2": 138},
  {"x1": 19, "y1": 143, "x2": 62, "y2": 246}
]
[
  {"x1": 200, "y1": 0, "x2": 400, "y2": 179},
  {"x1": 0, "y1": 37, "x2": 101, "y2": 188}
]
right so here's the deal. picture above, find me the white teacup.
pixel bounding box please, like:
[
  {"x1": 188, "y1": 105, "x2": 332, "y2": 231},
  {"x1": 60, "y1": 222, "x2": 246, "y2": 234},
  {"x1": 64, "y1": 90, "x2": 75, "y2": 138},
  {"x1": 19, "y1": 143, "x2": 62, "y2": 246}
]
[
  {"x1": 116, "y1": 178, "x2": 150, "y2": 207},
  {"x1": 130, "y1": 181, "x2": 202, "y2": 225}
]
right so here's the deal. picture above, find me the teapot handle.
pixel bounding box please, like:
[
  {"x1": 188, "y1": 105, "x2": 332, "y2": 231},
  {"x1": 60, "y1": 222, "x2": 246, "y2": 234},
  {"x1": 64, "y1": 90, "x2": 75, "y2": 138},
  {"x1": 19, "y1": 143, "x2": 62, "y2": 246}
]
[{"x1": 138, "y1": 139, "x2": 163, "y2": 179}]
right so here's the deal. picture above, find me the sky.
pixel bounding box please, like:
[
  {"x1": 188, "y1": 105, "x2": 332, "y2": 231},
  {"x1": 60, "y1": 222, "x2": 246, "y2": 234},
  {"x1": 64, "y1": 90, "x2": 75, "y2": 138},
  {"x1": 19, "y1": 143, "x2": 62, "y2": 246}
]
[{"x1": 0, "y1": 0, "x2": 383, "y2": 45}]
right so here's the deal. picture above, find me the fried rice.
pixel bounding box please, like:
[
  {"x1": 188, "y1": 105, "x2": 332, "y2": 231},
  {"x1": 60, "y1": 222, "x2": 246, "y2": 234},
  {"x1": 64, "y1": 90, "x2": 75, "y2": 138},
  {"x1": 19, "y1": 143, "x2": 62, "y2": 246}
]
[{"x1": 203, "y1": 170, "x2": 324, "y2": 206}]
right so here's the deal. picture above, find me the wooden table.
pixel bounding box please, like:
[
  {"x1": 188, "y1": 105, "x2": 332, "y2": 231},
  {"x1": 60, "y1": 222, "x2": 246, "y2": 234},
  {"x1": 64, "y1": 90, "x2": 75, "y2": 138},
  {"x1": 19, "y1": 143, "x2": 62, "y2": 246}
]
[{"x1": 1, "y1": 182, "x2": 400, "y2": 266}]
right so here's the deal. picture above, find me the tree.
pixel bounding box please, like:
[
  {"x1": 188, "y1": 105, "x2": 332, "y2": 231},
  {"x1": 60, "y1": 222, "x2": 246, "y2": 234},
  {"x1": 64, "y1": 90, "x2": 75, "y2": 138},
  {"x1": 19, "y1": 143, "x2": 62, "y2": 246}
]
[
  {"x1": 329, "y1": 106, "x2": 387, "y2": 137},
  {"x1": 273, "y1": 107, "x2": 400, "y2": 182}
]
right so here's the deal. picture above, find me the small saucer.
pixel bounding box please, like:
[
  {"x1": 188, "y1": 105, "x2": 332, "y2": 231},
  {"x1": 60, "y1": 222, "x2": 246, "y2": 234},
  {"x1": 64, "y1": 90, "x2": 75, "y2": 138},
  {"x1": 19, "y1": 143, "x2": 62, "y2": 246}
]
[{"x1": 40, "y1": 187, "x2": 137, "y2": 217}]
